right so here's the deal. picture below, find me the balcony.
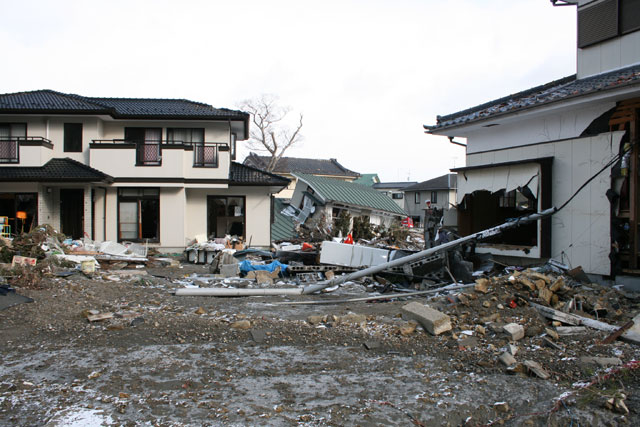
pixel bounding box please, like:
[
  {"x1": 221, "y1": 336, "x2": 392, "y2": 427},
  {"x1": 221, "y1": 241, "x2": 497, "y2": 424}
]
[
  {"x1": 89, "y1": 140, "x2": 230, "y2": 180},
  {"x1": 0, "y1": 137, "x2": 53, "y2": 165}
]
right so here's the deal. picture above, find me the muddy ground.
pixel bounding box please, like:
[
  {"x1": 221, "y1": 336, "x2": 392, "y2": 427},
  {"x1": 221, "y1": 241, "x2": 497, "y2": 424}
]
[{"x1": 1, "y1": 261, "x2": 640, "y2": 426}]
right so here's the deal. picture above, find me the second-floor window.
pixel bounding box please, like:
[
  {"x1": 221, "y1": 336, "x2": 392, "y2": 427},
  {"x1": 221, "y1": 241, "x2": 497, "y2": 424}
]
[
  {"x1": 392, "y1": 193, "x2": 403, "y2": 199},
  {"x1": 415, "y1": 192, "x2": 420, "y2": 204},
  {"x1": 430, "y1": 191, "x2": 438, "y2": 204},
  {"x1": 64, "y1": 123, "x2": 83, "y2": 152},
  {"x1": 0, "y1": 123, "x2": 26, "y2": 163},
  {"x1": 167, "y1": 128, "x2": 204, "y2": 144},
  {"x1": 125, "y1": 127, "x2": 162, "y2": 166}
]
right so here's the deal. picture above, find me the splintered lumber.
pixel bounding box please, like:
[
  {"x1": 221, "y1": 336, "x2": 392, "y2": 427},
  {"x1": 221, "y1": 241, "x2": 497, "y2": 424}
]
[
  {"x1": 302, "y1": 208, "x2": 557, "y2": 295},
  {"x1": 530, "y1": 302, "x2": 640, "y2": 345}
]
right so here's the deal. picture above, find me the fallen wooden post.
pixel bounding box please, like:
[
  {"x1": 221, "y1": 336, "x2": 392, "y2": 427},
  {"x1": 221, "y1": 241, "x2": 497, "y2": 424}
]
[{"x1": 530, "y1": 302, "x2": 640, "y2": 345}]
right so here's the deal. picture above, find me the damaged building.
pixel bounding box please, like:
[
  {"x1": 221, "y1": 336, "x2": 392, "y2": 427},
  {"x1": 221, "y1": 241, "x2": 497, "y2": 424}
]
[
  {"x1": 0, "y1": 90, "x2": 289, "y2": 251},
  {"x1": 425, "y1": 0, "x2": 640, "y2": 277},
  {"x1": 283, "y1": 172, "x2": 407, "y2": 230}
]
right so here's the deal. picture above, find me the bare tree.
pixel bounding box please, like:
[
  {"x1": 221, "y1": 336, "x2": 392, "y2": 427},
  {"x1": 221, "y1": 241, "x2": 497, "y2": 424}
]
[{"x1": 239, "y1": 94, "x2": 303, "y2": 172}]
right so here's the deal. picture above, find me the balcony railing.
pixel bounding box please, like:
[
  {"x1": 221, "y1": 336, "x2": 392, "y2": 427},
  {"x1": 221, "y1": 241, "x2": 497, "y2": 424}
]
[
  {"x1": 91, "y1": 139, "x2": 226, "y2": 167},
  {"x1": 193, "y1": 142, "x2": 219, "y2": 168},
  {"x1": 0, "y1": 137, "x2": 52, "y2": 163}
]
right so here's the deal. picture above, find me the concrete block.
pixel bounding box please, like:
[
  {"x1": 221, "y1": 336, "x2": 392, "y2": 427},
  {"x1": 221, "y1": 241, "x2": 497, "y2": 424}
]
[
  {"x1": 503, "y1": 323, "x2": 525, "y2": 341},
  {"x1": 220, "y1": 263, "x2": 240, "y2": 277},
  {"x1": 401, "y1": 302, "x2": 452, "y2": 336},
  {"x1": 498, "y1": 352, "x2": 516, "y2": 366}
]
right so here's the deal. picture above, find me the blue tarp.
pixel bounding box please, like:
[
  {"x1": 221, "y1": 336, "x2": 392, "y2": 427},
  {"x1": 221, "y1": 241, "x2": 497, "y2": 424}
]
[{"x1": 239, "y1": 260, "x2": 288, "y2": 275}]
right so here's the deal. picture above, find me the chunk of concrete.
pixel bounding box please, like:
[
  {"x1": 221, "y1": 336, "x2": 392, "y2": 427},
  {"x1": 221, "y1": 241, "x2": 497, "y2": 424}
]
[
  {"x1": 503, "y1": 323, "x2": 525, "y2": 341},
  {"x1": 220, "y1": 263, "x2": 240, "y2": 277},
  {"x1": 524, "y1": 360, "x2": 550, "y2": 379},
  {"x1": 401, "y1": 302, "x2": 452, "y2": 336},
  {"x1": 498, "y1": 352, "x2": 516, "y2": 366}
]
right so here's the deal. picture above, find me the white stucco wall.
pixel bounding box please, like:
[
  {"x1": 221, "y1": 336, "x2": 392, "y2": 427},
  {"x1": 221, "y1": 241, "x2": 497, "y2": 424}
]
[
  {"x1": 466, "y1": 131, "x2": 624, "y2": 275},
  {"x1": 160, "y1": 187, "x2": 186, "y2": 248},
  {"x1": 185, "y1": 187, "x2": 273, "y2": 248}
]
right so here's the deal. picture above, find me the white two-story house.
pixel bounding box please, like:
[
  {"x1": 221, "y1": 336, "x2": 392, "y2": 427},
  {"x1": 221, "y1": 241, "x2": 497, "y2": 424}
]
[
  {"x1": 0, "y1": 90, "x2": 289, "y2": 251},
  {"x1": 425, "y1": 0, "x2": 640, "y2": 277}
]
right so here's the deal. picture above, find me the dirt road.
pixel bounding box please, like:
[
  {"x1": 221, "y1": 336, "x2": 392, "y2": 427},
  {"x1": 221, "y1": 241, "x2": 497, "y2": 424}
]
[{"x1": 1, "y1": 264, "x2": 638, "y2": 426}]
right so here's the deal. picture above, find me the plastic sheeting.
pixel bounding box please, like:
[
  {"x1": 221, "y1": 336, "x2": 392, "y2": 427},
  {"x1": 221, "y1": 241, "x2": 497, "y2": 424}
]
[{"x1": 238, "y1": 260, "x2": 288, "y2": 275}]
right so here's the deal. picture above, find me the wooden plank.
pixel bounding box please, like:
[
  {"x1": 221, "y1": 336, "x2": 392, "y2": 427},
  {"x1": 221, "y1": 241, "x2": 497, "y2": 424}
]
[
  {"x1": 87, "y1": 312, "x2": 114, "y2": 322},
  {"x1": 530, "y1": 302, "x2": 640, "y2": 345}
]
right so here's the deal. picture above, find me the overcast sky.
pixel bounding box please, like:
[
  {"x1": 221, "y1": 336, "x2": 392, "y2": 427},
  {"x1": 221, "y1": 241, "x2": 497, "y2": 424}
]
[{"x1": 1, "y1": 0, "x2": 576, "y2": 183}]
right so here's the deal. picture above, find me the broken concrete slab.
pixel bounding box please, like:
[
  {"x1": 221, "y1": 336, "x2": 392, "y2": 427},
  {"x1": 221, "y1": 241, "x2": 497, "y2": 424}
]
[
  {"x1": 524, "y1": 360, "x2": 550, "y2": 379},
  {"x1": 220, "y1": 263, "x2": 240, "y2": 278},
  {"x1": 401, "y1": 302, "x2": 452, "y2": 336},
  {"x1": 499, "y1": 352, "x2": 517, "y2": 366}
]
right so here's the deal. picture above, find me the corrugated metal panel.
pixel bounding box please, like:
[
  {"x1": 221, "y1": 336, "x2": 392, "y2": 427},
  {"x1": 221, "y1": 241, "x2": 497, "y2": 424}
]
[{"x1": 578, "y1": 0, "x2": 618, "y2": 48}]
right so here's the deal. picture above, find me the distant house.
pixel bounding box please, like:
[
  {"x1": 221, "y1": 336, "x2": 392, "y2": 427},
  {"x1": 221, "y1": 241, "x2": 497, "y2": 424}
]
[
  {"x1": 403, "y1": 174, "x2": 457, "y2": 227},
  {"x1": 372, "y1": 181, "x2": 418, "y2": 210},
  {"x1": 353, "y1": 173, "x2": 380, "y2": 187},
  {"x1": 425, "y1": 2, "x2": 640, "y2": 276},
  {"x1": 288, "y1": 173, "x2": 406, "y2": 229},
  {"x1": 243, "y1": 153, "x2": 360, "y2": 199},
  {"x1": 0, "y1": 90, "x2": 289, "y2": 250}
]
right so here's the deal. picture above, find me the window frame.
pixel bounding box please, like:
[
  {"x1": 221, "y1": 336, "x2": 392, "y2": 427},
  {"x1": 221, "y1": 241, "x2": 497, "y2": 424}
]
[
  {"x1": 414, "y1": 192, "x2": 420, "y2": 204},
  {"x1": 167, "y1": 127, "x2": 205, "y2": 144},
  {"x1": 63, "y1": 123, "x2": 83, "y2": 152},
  {"x1": 430, "y1": 191, "x2": 438, "y2": 204},
  {"x1": 0, "y1": 123, "x2": 26, "y2": 163}
]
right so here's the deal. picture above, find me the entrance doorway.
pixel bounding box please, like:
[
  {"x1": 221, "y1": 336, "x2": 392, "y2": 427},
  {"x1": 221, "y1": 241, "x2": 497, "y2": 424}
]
[{"x1": 60, "y1": 189, "x2": 84, "y2": 239}]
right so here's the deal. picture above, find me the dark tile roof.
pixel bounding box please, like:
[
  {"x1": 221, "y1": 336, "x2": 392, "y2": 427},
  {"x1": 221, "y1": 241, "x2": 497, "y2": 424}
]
[
  {"x1": 403, "y1": 174, "x2": 457, "y2": 192},
  {"x1": 0, "y1": 158, "x2": 112, "y2": 182},
  {"x1": 243, "y1": 153, "x2": 360, "y2": 178},
  {"x1": 271, "y1": 198, "x2": 298, "y2": 242},
  {"x1": 0, "y1": 90, "x2": 249, "y2": 121},
  {"x1": 373, "y1": 181, "x2": 417, "y2": 190},
  {"x1": 229, "y1": 162, "x2": 290, "y2": 186},
  {"x1": 426, "y1": 63, "x2": 640, "y2": 132}
]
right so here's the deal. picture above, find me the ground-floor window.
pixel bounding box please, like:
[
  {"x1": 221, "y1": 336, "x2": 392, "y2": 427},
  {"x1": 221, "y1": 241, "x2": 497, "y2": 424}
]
[
  {"x1": 118, "y1": 188, "x2": 159, "y2": 242},
  {"x1": 207, "y1": 196, "x2": 245, "y2": 239},
  {"x1": 0, "y1": 193, "x2": 37, "y2": 235}
]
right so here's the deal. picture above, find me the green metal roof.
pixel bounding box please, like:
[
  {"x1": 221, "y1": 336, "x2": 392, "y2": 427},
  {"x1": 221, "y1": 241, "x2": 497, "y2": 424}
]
[
  {"x1": 352, "y1": 173, "x2": 380, "y2": 187},
  {"x1": 271, "y1": 198, "x2": 298, "y2": 242},
  {"x1": 294, "y1": 173, "x2": 407, "y2": 216}
]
